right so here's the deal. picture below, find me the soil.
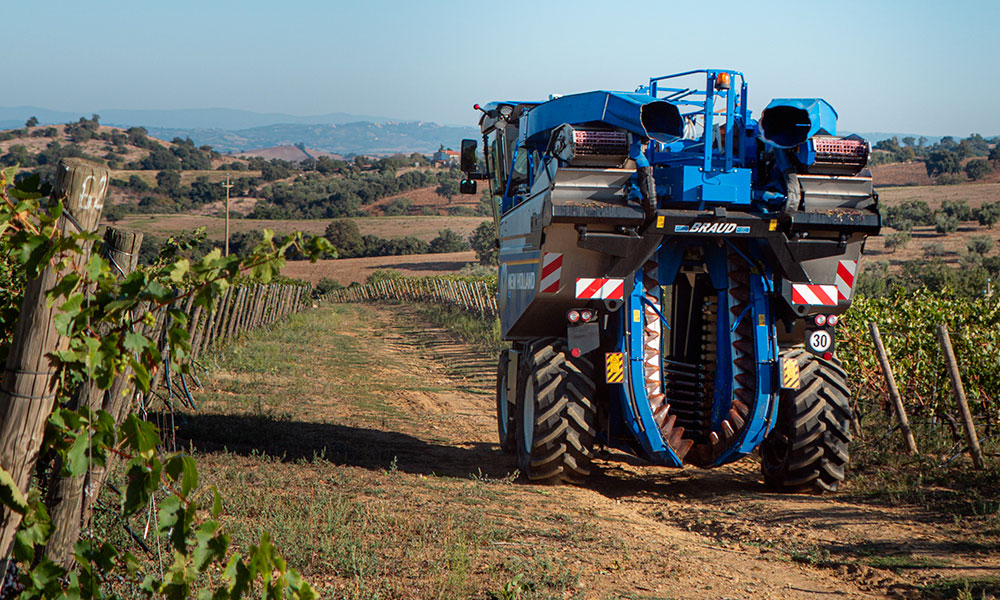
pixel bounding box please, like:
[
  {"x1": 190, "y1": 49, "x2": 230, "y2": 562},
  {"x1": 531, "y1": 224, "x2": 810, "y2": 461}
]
[
  {"x1": 185, "y1": 303, "x2": 999, "y2": 599},
  {"x1": 280, "y1": 250, "x2": 478, "y2": 285}
]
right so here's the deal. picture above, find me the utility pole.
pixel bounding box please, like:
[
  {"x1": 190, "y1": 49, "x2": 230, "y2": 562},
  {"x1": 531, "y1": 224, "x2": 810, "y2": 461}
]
[{"x1": 222, "y1": 173, "x2": 234, "y2": 256}]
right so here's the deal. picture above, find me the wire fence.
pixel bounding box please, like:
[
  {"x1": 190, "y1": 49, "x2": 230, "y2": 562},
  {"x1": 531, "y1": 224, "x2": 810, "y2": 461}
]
[{"x1": 139, "y1": 282, "x2": 311, "y2": 419}]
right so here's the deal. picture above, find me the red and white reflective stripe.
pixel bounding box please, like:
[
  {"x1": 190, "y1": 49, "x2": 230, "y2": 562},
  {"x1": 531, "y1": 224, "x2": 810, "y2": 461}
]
[
  {"x1": 575, "y1": 278, "x2": 624, "y2": 300},
  {"x1": 539, "y1": 252, "x2": 562, "y2": 293},
  {"x1": 836, "y1": 259, "x2": 857, "y2": 301},
  {"x1": 791, "y1": 283, "x2": 838, "y2": 306}
]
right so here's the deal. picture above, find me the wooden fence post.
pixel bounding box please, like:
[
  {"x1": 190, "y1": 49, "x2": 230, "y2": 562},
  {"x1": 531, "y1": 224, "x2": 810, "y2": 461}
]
[
  {"x1": 936, "y1": 324, "x2": 985, "y2": 469},
  {"x1": 0, "y1": 158, "x2": 108, "y2": 561},
  {"x1": 45, "y1": 227, "x2": 142, "y2": 566},
  {"x1": 868, "y1": 322, "x2": 918, "y2": 454}
]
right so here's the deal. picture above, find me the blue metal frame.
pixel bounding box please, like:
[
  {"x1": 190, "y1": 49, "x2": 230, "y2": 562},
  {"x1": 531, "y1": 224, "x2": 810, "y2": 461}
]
[{"x1": 606, "y1": 240, "x2": 780, "y2": 468}]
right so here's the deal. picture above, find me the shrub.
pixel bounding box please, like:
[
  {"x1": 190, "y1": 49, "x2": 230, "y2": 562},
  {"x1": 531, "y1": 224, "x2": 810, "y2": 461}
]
[
  {"x1": 965, "y1": 158, "x2": 992, "y2": 181},
  {"x1": 941, "y1": 199, "x2": 973, "y2": 221},
  {"x1": 429, "y1": 228, "x2": 469, "y2": 253},
  {"x1": 935, "y1": 173, "x2": 965, "y2": 185},
  {"x1": 383, "y1": 197, "x2": 411, "y2": 216},
  {"x1": 977, "y1": 201, "x2": 1000, "y2": 229},
  {"x1": 314, "y1": 277, "x2": 342, "y2": 296},
  {"x1": 323, "y1": 219, "x2": 364, "y2": 258},
  {"x1": 922, "y1": 242, "x2": 946, "y2": 257},
  {"x1": 469, "y1": 221, "x2": 498, "y2": 265},
  {"x1": 886, "y1": 200, "x2": 933, "y2": 228},
  {"x1": 884, "y1": 231, "x2": 911, "y2": 252},
  {"x1": 934, "y1": 212, "x2": 960, "y2": 234},
  {"x1": 968, "y1": 235, "x2": 995, "y2": 256}
]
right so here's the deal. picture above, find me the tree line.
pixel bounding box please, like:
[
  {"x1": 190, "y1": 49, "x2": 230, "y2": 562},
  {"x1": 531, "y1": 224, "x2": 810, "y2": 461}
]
[
  {"x1": 1, "y1": 115, "x2": 469, "y2": 220},
  {"x1": 871, "y1": 133, "x2": 1000, "y2": 183}
]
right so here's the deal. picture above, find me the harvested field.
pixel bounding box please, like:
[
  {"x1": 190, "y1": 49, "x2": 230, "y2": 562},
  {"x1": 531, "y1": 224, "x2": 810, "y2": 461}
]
[
  {"x1": 114, "y1": 214, "x2": 486, "y2": 243},
  {"x1": 281, "y1": 251, "x2": 477, "y2": 285},
  {"x1": 865, "y1": 182, "x2": 1000, "y2": 272}
]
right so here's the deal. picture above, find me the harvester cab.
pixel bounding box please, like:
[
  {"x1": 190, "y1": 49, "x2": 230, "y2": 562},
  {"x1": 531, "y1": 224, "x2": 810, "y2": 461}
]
[{"x1": 461, "y1": 69, "x2": 879, "y2": 492}]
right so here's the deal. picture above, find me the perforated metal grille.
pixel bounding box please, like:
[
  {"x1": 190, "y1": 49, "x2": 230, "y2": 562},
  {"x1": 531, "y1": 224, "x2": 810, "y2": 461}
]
[{"x1": 573, "y1": 129, "x2": 628, "y2": 156}]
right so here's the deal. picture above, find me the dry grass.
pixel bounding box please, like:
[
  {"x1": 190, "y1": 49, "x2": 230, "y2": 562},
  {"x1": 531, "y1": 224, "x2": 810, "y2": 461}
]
[
  {"x1": 864, "y1": 182, "x2": 1000, "y2": 271},
  {"x1": 113, "y1": 214, "x2": 486, "y2": 243},
  {"x1": 91, "y1": 303, "x2": 1000, "y2": 599}
]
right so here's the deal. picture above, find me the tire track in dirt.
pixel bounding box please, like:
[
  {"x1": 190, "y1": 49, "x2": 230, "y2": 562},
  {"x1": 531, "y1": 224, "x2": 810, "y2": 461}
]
[{"x1": 366, "y1": 303, "x2": 999, "y2": 599}]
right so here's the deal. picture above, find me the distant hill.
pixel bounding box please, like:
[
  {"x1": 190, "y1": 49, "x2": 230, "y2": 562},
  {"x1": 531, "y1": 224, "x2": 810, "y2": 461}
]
[
  {"x1": 146, "y1": 121, "x2": 481, "y2": 156},
  {"x1": 237, "y1": 145, "x2": 343, "y2": 162},
  {"x1": 0, "y1": 106, "x2": 480, "y2": 156},
  {"x1": 0, "y1": 106, "x2": 394, "y2": 131}
]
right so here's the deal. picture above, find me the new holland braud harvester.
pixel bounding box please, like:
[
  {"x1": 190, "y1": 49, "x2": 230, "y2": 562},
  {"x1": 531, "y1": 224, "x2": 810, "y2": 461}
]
[{"x1": 459, "y1": 69, "x2": 879, "y2": 492}]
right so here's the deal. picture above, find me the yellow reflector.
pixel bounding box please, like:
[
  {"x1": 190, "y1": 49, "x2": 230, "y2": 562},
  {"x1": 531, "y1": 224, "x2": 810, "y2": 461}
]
[{"x1": 605, "y1": 352, "x2": 625, "y2": 384}]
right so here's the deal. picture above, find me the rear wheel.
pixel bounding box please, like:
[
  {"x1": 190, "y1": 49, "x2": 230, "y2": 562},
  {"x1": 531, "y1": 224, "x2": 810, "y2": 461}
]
[
  {"x1": 761, "y1": 347, "x2": 852, "y2": 493},
  {"x1": 496, "y1": 349, "x2": 516, "y2": 454},
  {"x1": 515, "y1": 338, "x2": 598, "y2": 485}
]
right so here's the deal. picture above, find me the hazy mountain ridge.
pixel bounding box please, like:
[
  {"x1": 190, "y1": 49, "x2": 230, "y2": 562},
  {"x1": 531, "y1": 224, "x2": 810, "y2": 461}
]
[
  {"x1": 0, "y1": 106, "x2": 395, "y2": 131},
  {"x1": 144, "y1": 121, "x2": 481, "y2": 155}
]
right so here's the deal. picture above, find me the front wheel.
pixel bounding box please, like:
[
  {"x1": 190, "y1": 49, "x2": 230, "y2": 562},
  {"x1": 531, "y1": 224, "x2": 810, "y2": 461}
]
[
  {"x1": 515, "y1": 338, "x2": 598, "y2": 485},
  {"x1": 761, "y1": 347, "x2": 853, "y2": 493}
]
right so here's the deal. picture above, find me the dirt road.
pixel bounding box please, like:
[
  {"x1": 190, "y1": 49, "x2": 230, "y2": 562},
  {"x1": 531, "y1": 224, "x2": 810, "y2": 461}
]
[{"x1": 184, "y1": 303, "x2": 999, "y2": 599}]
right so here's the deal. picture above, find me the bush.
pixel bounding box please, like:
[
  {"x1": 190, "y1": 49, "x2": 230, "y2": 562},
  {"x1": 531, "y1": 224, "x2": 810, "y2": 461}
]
[
  {"x1": 925, "y1": 149, "x2": 961, "y2": 178},
  {"x1": 383, "y1": 197, "x2": 411, "y2": 216},
  {"x1": 428, "y1": 228, "x2": 469, "y2": 253},
  {"x1": 323, "y1": 219, "x2": 364, "y2": 258},
  {"x1": 935, "y1": 173, "x2": 965, "y2": 185},
  {"x1": 855, "y1": 260, "x2": 891, "y2": 297},
  {"x1": 965, "y1": 158, "x2": 992, "y2": 181},
  {"x1": 977, "y1": 201, "x2": 1000, "y2": 229},
  {"x1": 314, "y1": 277, "x2": 342, "y2": 296},
  {"x1": 922, "y1": 242, "x2": 946, "y2": 257},
  {"x1": 469, "y1": 221, "x2": 498, "y2": 265},
  {"x1": 365, "y1": 268, "x2": 404, "y2": 284},
  {"x1": 934, "y1": 212, "x2": 960, "y2": 234},
  {"x1": 886, "y1": 200, "x2": 934, "y2": 228},
  {"x1": 968, "y1": 235, "x2": 995, "y2": 256},
  {"x1": 884, "y1": 231, "x2": 911, "y2": 252},
  {"x1": 941, "y1": 199, "x2": 973, "y2": 221}
]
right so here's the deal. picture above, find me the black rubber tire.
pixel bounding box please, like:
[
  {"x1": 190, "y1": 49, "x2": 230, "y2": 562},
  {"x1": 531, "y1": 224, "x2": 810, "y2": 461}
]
[
  {"x1": 496, "y1": 349, "x2": 516, "y2": 454},
  {"x1": 515, "y1": 338, "x2": 598, "y2": 485},
  {"x1": 761, "y1": 347, "x2": 852, "y2": 493}
]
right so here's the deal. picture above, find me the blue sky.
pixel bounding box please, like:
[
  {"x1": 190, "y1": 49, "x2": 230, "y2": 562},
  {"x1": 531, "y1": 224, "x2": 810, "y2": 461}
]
[{"x1": 6, "y1": 0, "x2": 999, "y2": 136}]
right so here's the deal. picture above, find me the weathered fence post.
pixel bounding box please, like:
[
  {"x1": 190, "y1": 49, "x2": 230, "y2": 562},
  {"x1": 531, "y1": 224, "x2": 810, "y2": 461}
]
[
  {"x1": 0, "y1": 158, "x2": 108, "y2": 561},
  {"x1": 936, "y1": 324, "x2": 985, "y2": 469},
  {"x1": 868, "y1": 322, "x2": 918, "y2": 454},
  {"x1": 46, "y1": 227, "x2": 142, "y2": 566}
]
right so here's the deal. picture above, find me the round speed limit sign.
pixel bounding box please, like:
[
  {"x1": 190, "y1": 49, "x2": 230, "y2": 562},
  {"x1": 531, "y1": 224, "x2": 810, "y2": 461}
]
[{"x1": 807, "y1": 329, "x2": 833, "y2": 354}]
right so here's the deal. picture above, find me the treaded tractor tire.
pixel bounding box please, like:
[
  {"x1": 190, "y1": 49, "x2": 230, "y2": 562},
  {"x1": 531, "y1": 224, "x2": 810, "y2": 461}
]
[
  {"x1": 496, "y1": 349, "x2": 516, "y2": 454},
  {"x1": 761, "y1": 347, "x2": 852, "y2": 493},
  {"x1": 515, "y1": 338, "x2": 598, "y2": 485}
]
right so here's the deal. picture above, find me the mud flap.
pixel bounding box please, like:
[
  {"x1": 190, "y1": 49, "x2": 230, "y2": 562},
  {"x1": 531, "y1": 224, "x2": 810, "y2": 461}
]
[{"x1": 567, "y1": 322, "x2": 600, "y2": 355}]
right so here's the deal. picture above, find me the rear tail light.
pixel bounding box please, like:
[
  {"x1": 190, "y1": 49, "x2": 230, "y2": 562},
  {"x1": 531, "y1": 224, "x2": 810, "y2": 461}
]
[
  {"x1": 567, "y1": 310, "x2": 581, "y2": 323},
  {"x1": 580, "y1": 309, "x2": 594, "y2": 322},
  {"x1": 813, "y1": 314, "x2": 827, "y2": 327},
  {"x1": 827, "y1": 314, "x2": 839, "y2": 326}
]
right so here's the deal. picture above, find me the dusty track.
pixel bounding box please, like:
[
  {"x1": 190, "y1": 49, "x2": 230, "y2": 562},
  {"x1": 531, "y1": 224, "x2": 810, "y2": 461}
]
[{"x1": 186, "y1": 303, "x2": 999, "y2": 599}]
